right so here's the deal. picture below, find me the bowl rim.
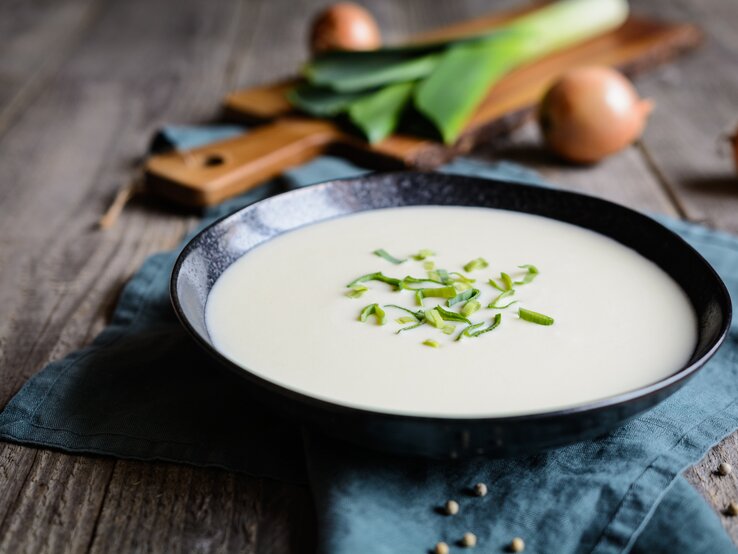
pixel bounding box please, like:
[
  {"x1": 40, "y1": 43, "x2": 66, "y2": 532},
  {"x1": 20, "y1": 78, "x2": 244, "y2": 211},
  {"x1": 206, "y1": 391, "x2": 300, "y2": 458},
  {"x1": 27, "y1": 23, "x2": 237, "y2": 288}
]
[{"x1": 170, "y1": 171, "x2": 733, "y2": 424}]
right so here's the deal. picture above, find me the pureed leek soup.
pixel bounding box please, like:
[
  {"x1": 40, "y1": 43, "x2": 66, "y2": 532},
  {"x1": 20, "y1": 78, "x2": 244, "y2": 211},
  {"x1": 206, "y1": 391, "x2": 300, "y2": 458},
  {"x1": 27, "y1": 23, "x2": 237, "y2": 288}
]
[{"x1": 205, "y1": 206, "x2": 697, "y2": 418}]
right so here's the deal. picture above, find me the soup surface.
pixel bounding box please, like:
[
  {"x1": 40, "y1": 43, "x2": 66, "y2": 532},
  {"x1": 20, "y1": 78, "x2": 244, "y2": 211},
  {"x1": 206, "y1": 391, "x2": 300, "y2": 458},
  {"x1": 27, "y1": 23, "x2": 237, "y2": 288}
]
[{"x1": 206, "y1": 206, "x2": 697, "y2": 418}]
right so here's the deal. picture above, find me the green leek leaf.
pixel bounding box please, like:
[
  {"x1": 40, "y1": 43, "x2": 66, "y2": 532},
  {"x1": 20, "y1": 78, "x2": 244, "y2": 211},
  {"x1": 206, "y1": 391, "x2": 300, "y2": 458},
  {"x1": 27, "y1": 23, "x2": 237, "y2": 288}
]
[
  {"x1": 519, "y1": 308, "x2": 555, "y2": 325},
  {"x1": 470, "y1": 313, "x2": 502, "y2": 337},
  {"x1": 447, "y1": 288, "x2": 480, "y2": 307},
  {"x1": 415, "y1": 0, "x2": 628, "y2": 144},
  {"x1": 373, "y1": 248, "x2": 407, "y2": 264},
  {"x1": 515, "y1": 264, "x2": 540, "y2": 285},
  {"x1": 413, "y1": 248, "x2": 436, "y2": 260},
  {"x1": 489, "y1": 289, "x2": 517, "y2": 310},
  {"x1": 347, "y1": 272, "x2": 402, "y2": 290},
  {"x1": 384, "y1": 305, "x2": 424, "y2": 321},
  {"x1": 455, "y1": 321, "x2": 485, "y2": 341},
  {"x1": 434, "y1": 305, "x2": 472, "y2": 324},
  {"x1": 418, "y1": 286, "x2": 457, "y2": 299},
  {"x1": 359, "y1": 303, "x2": 386, "y2": 325},
  {"x1": 463, "y1": 257, "x2": 489, "y2": 272},
  {"x1": 461, "y1": 299, "x2": 482, "y2": 317},
  {"x1": 306, "y1": 52, "x2": 440, "y2": 93},
  {"x1": 348, "y1": 81, "x2": 415, "y2": 143},
  {"x1": 345, "y1": 284, "x2": 368, "y2": 298},
  {"x1": 286, "y1": 84, "x2": 367, "y2": 117}
]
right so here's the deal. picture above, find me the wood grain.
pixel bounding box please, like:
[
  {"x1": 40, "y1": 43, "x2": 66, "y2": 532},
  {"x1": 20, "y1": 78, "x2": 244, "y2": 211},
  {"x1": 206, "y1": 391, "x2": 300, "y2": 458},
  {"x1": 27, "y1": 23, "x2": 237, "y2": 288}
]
[
  {"x1": 0, "y1": 0, "x2": 312, "y2": 551},
  {"x1": 0, "y1": 0, "x2": 100, "y2": 136},
  {"x1": 633, "y1": 0, "x2": 738, "y2": 233},
  {"x1": 0, "y1": 0, "x2": 735, "y2": 552}
]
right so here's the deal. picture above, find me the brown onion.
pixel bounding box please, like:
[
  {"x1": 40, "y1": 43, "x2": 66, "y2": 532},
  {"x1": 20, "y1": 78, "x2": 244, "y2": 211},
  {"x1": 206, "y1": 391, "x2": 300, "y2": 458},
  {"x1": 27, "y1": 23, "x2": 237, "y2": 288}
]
[
  {"x1": 538, "y1": 66, "x2": 653, "y2": 164},
  {"x1": 309, "y1": 3, "x2": 381, "y2": 54}
]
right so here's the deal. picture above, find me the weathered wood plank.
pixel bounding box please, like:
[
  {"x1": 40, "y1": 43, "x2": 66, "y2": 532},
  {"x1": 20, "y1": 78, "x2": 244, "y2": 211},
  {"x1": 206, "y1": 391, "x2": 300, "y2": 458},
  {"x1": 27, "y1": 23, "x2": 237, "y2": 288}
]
[
  {"x1": 631, "y1": 0, "x2": 738, "y2": 232},
  {"x1": 86, "y1": 460, "x2": 313, "y2": 554},
  {"x1": 0, "y1": 447, "x2": 114, "y2": 554},
  {"x1": 0, "y1": 0, "x2": 734, "y2": 553},
  {"x1": 483, "y1": 123, "x2": 681, "y2": 216},
  {"x1": 685, "y1": 434, "x2": 738, "y2": 545},
  {"x1": 0, "y1": 0, "x2": 316, "y2": 552},
  {"x1": 0, "y1": 0, "x2": 100, "y2": 135}
]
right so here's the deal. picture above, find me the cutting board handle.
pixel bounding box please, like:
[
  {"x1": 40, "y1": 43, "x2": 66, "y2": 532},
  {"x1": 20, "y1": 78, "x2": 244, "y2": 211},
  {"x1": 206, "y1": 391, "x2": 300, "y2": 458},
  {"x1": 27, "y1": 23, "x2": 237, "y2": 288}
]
[{"x1": 144, "y1": 119, "x2": 341, "y2": 206}]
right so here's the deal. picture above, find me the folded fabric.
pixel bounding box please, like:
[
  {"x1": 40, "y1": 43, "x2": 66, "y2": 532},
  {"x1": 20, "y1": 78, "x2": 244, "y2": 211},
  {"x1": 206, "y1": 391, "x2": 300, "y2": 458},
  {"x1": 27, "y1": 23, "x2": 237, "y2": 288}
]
[{"x1": 1, "y1": 126, "x2": 736, "y2": 553}]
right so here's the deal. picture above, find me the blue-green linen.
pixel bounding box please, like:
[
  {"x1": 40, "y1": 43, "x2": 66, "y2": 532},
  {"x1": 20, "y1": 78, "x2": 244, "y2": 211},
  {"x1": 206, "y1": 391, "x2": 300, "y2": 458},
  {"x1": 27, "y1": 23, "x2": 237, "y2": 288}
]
[{"x1": 0, "y1": 127, "x2": 736, "y2": 553}]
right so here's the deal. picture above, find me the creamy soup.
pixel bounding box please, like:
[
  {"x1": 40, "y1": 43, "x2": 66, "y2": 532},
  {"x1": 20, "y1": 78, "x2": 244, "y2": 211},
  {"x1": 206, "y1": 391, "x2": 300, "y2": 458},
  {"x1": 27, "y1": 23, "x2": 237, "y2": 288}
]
[{"x1": 205, "y1": 206, "x2": 697, "y2": 418}]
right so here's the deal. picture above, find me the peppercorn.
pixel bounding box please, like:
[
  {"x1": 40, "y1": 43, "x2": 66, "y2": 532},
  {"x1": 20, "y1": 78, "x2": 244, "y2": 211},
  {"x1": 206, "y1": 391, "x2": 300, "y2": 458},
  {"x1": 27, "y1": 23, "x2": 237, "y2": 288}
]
[
  {"x1": 445, "y1": 499, "x2": 459, "y2": 515},
  {"x1": 434, "y1": 541, "x2": 450, "y2": 554},
  {"x1": 473, "y1": 482, "x2": 488, "y2": 497},
  {"x1": 718, "y1": 462, "x2": 733, "y2": 476},
  {"x1": 461, "y1": 532, "x2": 477, "y2": 547},
  {"x1": 509, "y1": 537, "x2": 525, "y2": 552},
  {"x1": 726, "y1": 502, "x2": 738, "y2": 516}
]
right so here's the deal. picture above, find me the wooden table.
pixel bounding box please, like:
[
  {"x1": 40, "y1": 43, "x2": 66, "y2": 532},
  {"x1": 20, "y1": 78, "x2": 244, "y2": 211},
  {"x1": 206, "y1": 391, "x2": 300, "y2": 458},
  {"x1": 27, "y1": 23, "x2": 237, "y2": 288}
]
[{"x1": 0, "y1": 0, "x2": 736, "y2": 551}]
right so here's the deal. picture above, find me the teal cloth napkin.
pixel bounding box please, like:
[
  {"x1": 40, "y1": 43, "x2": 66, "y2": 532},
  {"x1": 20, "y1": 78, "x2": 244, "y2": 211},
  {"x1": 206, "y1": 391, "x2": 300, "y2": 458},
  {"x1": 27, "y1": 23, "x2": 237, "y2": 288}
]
[{"x1": 0, "y1": 126, "x2": 736, "y2": 553}]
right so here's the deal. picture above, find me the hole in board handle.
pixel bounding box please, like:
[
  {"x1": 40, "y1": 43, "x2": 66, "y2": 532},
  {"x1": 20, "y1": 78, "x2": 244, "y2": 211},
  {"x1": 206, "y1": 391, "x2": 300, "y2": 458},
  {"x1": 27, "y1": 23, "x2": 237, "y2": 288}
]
[{"x1": 203, "y1": 153, "x2": 225, "y2": 167}]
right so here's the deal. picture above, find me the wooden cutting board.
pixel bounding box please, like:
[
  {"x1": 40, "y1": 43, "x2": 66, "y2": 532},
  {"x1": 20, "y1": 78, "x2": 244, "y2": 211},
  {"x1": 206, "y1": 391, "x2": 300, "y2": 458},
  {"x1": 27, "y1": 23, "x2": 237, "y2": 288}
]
[{"x1": 145, "y1": 4, "x2": 702, "y2": 207}]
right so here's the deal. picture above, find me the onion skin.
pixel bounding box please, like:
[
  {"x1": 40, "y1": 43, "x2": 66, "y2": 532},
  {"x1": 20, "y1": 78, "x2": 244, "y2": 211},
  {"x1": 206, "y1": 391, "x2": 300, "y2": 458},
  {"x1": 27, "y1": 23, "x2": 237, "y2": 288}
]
[
  {"x1": 309, "y1": 3, "x2": 381, "y2": 54},
  {"x1": 538, "y1": 66, "x2": 653, "y2": 164},
  {"x1": 730, "y1": 131, "x2": 738, "y2": 171}
]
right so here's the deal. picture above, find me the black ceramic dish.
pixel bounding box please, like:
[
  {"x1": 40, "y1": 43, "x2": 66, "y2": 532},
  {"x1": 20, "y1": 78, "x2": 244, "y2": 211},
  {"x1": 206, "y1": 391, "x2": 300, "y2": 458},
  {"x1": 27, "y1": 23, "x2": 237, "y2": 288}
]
[{"x1": 171, "y1": 172, "x2": 731, "y2": 459}]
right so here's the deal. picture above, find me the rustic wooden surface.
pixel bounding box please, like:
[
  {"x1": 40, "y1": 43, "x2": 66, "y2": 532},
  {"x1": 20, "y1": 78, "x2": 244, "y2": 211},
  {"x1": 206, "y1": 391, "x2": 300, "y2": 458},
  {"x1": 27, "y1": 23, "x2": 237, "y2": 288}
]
[{"x1": 0, "y1": 0, "x2": 736, "y2": 552}]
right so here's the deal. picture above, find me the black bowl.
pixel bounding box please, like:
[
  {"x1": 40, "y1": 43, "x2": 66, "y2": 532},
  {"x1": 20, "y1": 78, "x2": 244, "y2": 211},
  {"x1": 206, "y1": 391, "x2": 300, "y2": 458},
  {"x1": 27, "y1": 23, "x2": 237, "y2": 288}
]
[{"x1": 171, "y1": 172, "x2": 732, "y2": 459}]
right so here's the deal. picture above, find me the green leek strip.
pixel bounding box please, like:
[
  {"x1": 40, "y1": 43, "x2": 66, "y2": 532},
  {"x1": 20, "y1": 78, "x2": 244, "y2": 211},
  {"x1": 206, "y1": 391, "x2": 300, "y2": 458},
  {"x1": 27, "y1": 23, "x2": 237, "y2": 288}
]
[
  {"x1": 347, "y1": 272, "x2": 402, "y2": 290},
  {"x1": 348, "y1": 81, "x2": 415, "y2": 143},
  {"x1": 447, "y1": 287, "x2": 479, "y2": 307},
  {"x1": 425, "y1": 308, "x2": 445, "y2": 329},
  {"x1": 434, "y1": 305, "x2": 472, "y2": 324},
  {"x1": 397, "y1": 321, "x2": 425, "y2": 334},
  {"x1": 423, "y1": 339, "x2": 440, "y2": 348},
  {"x1": 427, "y1": 270, "x2": 451, "y2": 285},
  {"x1": 455, "y1": 321, "x2": 485, "y2": 341},
  {"x1": 401, "y1": 276, "x2": 444, "y2": 289},
  {"x1": 461, "y1": 299, "x2": 481, "y2": 317},
  {"x1": 489, "y1": 278, "x2": 504, "y2": 292},
  {"x1": 359, "y1": 303, "x2": 386, "y2": 325},
  {"x1": 416, "y1": 289, "x2": 424, "y2": 306},
  {"x1": 396, "y1": 316, "x2": 417, "y2": 324},
  {"x1": 519, "y1": 308, "x2": 555, "y2": 326},
  {"x1": 423, "y1": 260, "x2": 435, "y2": 271},
  {"x1": 415, "y1": 0, "x2": 628, "y2": 144},
  {"x1": 418, "y1": 286, "x2": 457, "y2": 299},
  {"x1": 515, "y1": 264, "x2": 540, "y2": 285},
  {"x1": 501, "y1": 272, "x2": 513, "y2": 291},
  {"x1": 454, "y1": 281, "x2": 471, "y2": 292},
  {"x1": 489, "y1": 271, "x2": 514, "y2": 292},
  {"x1": 450, "y1": 271, "x2": 476, "y2": 283},
  {"x1": 384, "y1": 305, "x2": 424, "y2": 321},
  {"x1": 489, "y1": 289, "x2": 518, "y2": 309},
  {"x1": 413, "y1": 248, "x2": 436, "y2": 260},
  {"x1": 345, "y1": 284, "x2": 368, "y2": 298},
  {"x1": 463, "y1": 257, "x2": 489, "y2": 272},
  {"x1": 442, "y1": 324, "x2": 456, "y2": 335},
  {"x1": 470, "y1": 313, "x2": 502, "y2": 337},
  {"x1": 373, "y1": 248, "x2": 407, "y2": 264},
  {"x1": 305, "y1": 52, "x2": 440, "y2": 93},
  {"x1": 286, "y1": 84, "x2": 367, "y2": 117}
]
